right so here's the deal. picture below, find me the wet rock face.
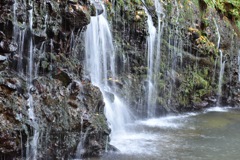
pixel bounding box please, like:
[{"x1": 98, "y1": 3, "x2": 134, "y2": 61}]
[
  {"x1": 0, "y1": 0, "x2": 110, "y2": 159},
  {"x1": 0, "y1": 72, "x2": 110, "y2": 158},
  {"x1": 108, "y1": 0, "x2": 240, "y2": 115},
  {"x1": 0, "y1": 105, "x2": 22, "y2": 154},
  {"x1": 61, "y1": 2, "x2": 91, "y2": 31},
  {"x1": 0, "y1": 40, "x2": 18, "y2": 53}
]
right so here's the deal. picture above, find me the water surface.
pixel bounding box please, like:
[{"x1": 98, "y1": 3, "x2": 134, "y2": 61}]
[{"x1": 89, "y1": 107, "x2": 240, "y2": 160}]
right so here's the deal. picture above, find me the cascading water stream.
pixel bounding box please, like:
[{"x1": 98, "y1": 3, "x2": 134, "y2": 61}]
[
  {"x1": 142, "y1": 0, "x2": 164, "y2": 117},
  {"x1": 144, "y1": 6, "x2": 157, "y2": 117},
  {"x1": 12, "y1": 1, "x2": 39, "y2": 158},
  {"x1": 85, "y1": 13, "x2": 131, "y2": 134},
  {"x1": 214, "y1": 19, "x2": 225, "y2": 105},
  {"x1": 81, "y1": 1, "x2": 132, "y2": 155},
  {"x1": 154, "y1": 0, "x2": 165, "y2": 75},
  {"x1": 26, "y1": 1, "x2": 39, "y2": 159},
  {"x1": 218, "y1": 50, "x2": 225, "y2": 100}
]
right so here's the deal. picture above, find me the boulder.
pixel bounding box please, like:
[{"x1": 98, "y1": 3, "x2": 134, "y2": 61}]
[
  {"x1": 52, "y1": 68, "x2": 72, "y2": 86},
  {"x1": 193, "y1": 101, "x2": 209, "y2": 109},
  {"x1": 0, "y1": 40, "x2": 18, "y2": 54},
  {"x1": 62, "y1": 3, "x2": 91, "y2": 30}
]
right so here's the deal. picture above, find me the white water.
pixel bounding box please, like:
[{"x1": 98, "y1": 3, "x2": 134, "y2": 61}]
[
  {"x1": 204, "y1": 106, "x2": 230, "y2": 113},
  {"x1": 214, "y1": 19, "x2": 221, "y2": 49},
  {"x1": 214, "y1": 19, "x2": 225, "y2": 104},
  {"x1": 144, "y1": 5, "x2": 157, "y2": 117},
  {"x1": 12, "y1": 1, "x2": 39, "y2": 158},
  {"x1": 91, "y1": 107, "x2": 240, "y2": 160},
  {"x1": 143, "y1": 0, "x2": 164, "y2": 117},
  {"x1": 105, "y1": 112, "x2": 198, "y2": 156},
  {"x1": 218, "y1": 50, "x2": 225, "y2": 98},
  {"x1": 26, "y1": 1, "x2": 39, "y2": 159},
  {"x1": 154, "y1": 0, "x2": 165, "y2": 73},
  {"x1": 83, "y1": 2, "x2": 132, "y2": 155},
  {"x1": 85, "y1": 15, "x2": 114, "y2": 86}
]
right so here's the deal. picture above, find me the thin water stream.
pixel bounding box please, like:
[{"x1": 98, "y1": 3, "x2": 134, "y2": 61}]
[{"x1": 87, "y1": 107, "x2": 240, "y2": 160}]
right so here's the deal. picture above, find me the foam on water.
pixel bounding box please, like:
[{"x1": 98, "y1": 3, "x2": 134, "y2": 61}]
[
  {"x1": 204, "y1": 106, "x2": 230, "y2": 113},
  {"x1": 110, "y1": 131, "x2": 158, "y2": 155},
  {"x1": 138, "y1": 117, "x2": 182, "y2": 129},
  {"x1": 138, "y1": 112, "x2": 198, "y2": 129}
]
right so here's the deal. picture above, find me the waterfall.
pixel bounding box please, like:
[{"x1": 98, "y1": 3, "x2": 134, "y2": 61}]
[
  {"x1": 84, "y1": 13, "x2": 132, "y2": 134},
  {"x1": 144, "y1": 6, "x2": 157, "y2": 117},
  {"x1": 214, "y1": 19, "x2": 225, "y2": 105},
  {"x1": 81, "y1": 1, "x2": 132, "y2": 155},
  {"x1": 154, "y1": 0, "x2": 165, "y2": 73},
  {"x1": 26, "y1": 1, "x2": 39, "y2": 159},
  {"x1": 12, "y1": 1, "x2": 39, "y2": 158},
  {"x1": 218, "y1": 51, "x2": 225, "y2": 97},
  {"x1": 214, "y1": 20, "x2": 221, "y2": 49},
  {"x1": 143, "y1": 0, "x2": 164, "y2": 117}
]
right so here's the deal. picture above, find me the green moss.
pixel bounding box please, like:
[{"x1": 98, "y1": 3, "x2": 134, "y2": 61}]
[
  {"x1": 157, "y1": 79, "x2": 166, "y2": 90},
  {"x1": 176, "y1": 66, "x2": 211, "y2": 108},
  {"x1": 118, "y1": 0, "x2": 124, "y2": 7},
  {"x1": 203, "y1": 0, "x2": 240, "y2": 35},
  {"x1": 92, "y1": 114, "x2": 108, "y2": 130},
  {"x1": 132, "y1": 0, "x2": 141, "y2": 4},
  {"x1": 192, "y1": 73, "x2": 208, "y2": 89},
  {"x1": 145, "y1": 0, "x2": 154, "y2": 6},
  {"x1": 178, "y1": 94, "x2": 190, "y2": 106}
]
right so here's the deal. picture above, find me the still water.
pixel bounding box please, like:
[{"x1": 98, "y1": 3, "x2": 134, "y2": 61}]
[{"x1": 89, "y1": 107, "x2": 240, "y2": 160}]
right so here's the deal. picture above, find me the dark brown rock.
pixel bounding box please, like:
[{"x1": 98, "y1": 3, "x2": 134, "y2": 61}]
[{"x1": 0, "y1": 40, "x2": 18, "y2": 54}]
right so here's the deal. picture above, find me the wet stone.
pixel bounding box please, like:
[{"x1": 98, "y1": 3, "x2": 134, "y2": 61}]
[
  {"x1": 0, "y1": 40, "x2": 18, "y2": 53},
  {"x1": 0, "y1": 55, "x2": 7, "y2": 61}
]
